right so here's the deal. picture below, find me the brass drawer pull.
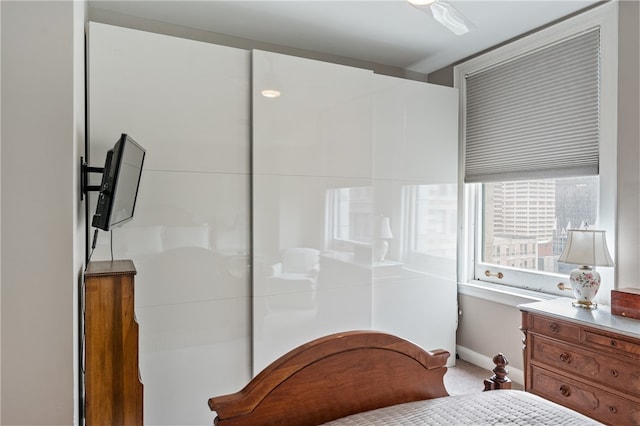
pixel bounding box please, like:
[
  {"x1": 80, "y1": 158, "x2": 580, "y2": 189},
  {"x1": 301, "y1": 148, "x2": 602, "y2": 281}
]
[
  {"x1": 610, "y1": 369, "x2": 619, "y2": 377},
  {"x1": 559, "y1": 385, "x2": 572, "y2": 397},
  {"x1": 608, "y1": 406, "x2": 618, "y2": 414},
  {"x1": 484, "y1": 270, "x2": 503, "y2": 279},
  {"x1": 559, "y1": 352, "x2": 571, "y2": 363},
  {"x1": 549, "y1": 323, "x2": 560, "y2": 333},
  {"x1": 610, "y1": 340, "x2": 618, "y2": 347}
]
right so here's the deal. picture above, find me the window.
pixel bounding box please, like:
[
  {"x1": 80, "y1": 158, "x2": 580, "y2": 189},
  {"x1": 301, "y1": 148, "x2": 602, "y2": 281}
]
[{"x1": 456, "y1": 2, "x2": 617, "y2": 298}]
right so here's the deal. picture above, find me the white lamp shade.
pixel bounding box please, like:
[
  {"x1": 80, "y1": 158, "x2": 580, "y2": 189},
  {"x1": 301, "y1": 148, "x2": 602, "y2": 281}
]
[
  {"x1": 558, "y1": 229, "x2": 614, "y2": 267},
  {"x1": 379, "y1": 217, "x2": 393, "y2": 239}
]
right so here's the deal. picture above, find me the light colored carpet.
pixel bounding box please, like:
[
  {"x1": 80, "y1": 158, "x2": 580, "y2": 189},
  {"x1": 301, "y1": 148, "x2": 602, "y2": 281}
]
[{"x1": 444, "y1": 359, "x2": 523, "y2": 395}]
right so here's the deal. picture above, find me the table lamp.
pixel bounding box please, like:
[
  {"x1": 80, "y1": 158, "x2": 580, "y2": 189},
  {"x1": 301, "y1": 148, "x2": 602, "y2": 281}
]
[
  {"x1": 558, "y1": 229, "x2": 614, "y2": 309},
  {"x1": 375, "y1": 216, "x2": 393, "y2": 262}
]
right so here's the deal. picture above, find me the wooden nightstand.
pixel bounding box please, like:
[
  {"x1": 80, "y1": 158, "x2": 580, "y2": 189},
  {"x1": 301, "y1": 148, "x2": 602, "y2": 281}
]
[{"x1": 520, "y1": 298, "x2": 640, "y2": 425}]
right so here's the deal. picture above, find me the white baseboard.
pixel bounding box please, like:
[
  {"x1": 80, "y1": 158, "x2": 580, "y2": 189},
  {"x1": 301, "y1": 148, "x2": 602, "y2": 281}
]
[{"x1": 456, "y1": 345, "x2": 524, "y2": 386}]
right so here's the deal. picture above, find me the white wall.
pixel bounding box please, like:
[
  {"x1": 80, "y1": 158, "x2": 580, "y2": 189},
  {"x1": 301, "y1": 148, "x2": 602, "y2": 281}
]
[
  {"x1": 616, "y1": 0, "x2": 640, "y2": 289},
  {"x1": 1, "y1": 1, "x2": 86, "y2": 425}
]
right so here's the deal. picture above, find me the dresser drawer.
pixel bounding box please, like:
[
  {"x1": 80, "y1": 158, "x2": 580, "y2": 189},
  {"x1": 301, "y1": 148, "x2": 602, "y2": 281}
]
[
  {"x1": 531, "y1": 335, "x2": 640, "y2": 398},
  {"x1": 584, "y1": 330, "x2": 640, "y2": 359},
  {"x1": 529, "y1": 315, "x2": 581, "y2": 343},
  {"x1": 531, "y1": 366, "x2": 640, "y2": 425}
]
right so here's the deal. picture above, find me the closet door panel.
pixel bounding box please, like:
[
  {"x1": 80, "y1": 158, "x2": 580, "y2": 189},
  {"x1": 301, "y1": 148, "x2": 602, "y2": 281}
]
[
  {"x1": 136, "y1": 298, "x2": 251, "y2": 426},
  {"x1": 89, "y1": 22, "x2": 251, "y2": 426},
  {"x1": 253, "y1": 50, "x2": 374, "y2": 179},
  {"x1": 108, "y1": 171, "x2": 251, "y2": 307},
  {"x1": 252, "y1": 51, "x2": 374, "y2": 374},
  {"x1": 373, "y1": 76, "x2": 458, "y2": 183},
  {"x1": 89, "y1": 22, "x2": 250, "y2": 175},
  {"x1": 371, "y1": 75, "x2": 459, "y2": 365}
]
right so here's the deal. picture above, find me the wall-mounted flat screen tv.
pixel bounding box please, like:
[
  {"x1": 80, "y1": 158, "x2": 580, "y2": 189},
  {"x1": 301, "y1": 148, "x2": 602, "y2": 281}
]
[{"x1": 92, "y1": 134, "x2": 146, "y2": 231}]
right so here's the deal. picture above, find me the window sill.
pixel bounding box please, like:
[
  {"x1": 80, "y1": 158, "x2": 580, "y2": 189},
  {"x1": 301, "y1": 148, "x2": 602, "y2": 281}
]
[{"x1": 458, "y1": 280, "x2": 557, "y2": 308}]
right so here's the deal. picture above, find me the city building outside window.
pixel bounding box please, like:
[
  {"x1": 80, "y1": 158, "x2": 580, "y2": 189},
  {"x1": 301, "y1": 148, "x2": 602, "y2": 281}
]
[{"x1": 479, "y1": 176, "x2": 599, "y2": 282}]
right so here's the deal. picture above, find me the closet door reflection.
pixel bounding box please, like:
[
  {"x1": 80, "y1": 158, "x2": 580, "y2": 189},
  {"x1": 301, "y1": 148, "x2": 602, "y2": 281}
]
[{"x1": 252, "y1": 50, "x2": 374, "y2": 373}]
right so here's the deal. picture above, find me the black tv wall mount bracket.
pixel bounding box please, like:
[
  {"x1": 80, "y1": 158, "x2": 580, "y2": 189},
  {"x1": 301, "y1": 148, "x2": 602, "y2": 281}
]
[{"x1": 80, "y1": 156, "x2": 104, "y2": 201}]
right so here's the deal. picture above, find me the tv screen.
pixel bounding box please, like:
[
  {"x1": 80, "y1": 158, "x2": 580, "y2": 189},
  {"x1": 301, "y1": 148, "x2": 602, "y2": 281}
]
[{"x1": 92, "y1": 134, "x2": 146, "y2": 231}]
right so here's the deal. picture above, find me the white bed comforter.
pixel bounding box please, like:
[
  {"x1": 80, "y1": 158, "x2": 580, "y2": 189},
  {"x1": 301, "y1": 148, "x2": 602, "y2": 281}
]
[{"x1": 322, "y1": 390, "x2": 602, "y2": 425}]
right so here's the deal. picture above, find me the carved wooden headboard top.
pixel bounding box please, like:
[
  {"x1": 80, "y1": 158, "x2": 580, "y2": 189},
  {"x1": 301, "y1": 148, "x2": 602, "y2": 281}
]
[{"x1": 208, "y1": 330, "x2": 450, "y2": 425}]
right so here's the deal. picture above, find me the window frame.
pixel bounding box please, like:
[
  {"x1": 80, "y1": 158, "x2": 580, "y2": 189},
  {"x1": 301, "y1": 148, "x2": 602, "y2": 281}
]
[{"x1": 455, "y1": 2, "x2": 618, "y2": 302}]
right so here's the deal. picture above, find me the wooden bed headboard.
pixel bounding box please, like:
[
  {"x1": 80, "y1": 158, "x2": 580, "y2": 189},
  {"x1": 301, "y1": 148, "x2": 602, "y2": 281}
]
[{"x1": 208, "y1": 331, "x2": 450, "y2": 425}]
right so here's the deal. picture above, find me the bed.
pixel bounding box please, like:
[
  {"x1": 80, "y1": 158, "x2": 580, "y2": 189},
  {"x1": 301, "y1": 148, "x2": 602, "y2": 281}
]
[{"x1": 208, "y1": 330, "x2": 601, "y2": 425}]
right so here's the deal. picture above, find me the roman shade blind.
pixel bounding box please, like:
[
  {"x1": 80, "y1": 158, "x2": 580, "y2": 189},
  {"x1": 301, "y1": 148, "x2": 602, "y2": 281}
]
[{"x1": 464, "y1": 28, "x2": 601, "y2": 183}]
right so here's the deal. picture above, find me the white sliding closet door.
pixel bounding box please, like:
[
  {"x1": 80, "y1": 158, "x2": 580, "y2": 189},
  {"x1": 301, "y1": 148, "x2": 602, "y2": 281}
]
[
  {"x1": 89, "y1": 23, "x2": 459, "y2": 424},
  {"x1": 252, "y1": 51, "x2": 459, "y2": 372},
  {"x1": 372, "y1": 75, "x2": 459, "y2": 365},
  {"x1": 88, "y1": 23, "x2": 252, "y2": 425},
  {"x1": 252, "y1": 50, "x2": 375, "y2": 373}
]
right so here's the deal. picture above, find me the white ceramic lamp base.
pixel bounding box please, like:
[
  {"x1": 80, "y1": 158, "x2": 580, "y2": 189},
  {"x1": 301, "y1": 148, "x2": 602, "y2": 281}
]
[
  {"x1": 569, "y1": 266, "x2": 600, "y2": 309},
  {"x1": 374, "y1": 240, "x2": 389, "y2": 263}
]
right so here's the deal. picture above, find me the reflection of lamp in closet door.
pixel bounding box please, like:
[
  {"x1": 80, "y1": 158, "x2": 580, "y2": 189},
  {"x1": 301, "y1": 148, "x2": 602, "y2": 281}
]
[{"x1": 376, "y1": 216, "x2": 393, "y2": 262}]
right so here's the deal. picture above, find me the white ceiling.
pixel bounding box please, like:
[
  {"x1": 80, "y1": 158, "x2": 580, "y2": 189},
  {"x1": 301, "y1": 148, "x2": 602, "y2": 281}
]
[{"x1": 89, "y1": 0, "x2": 602, "y2": 75}]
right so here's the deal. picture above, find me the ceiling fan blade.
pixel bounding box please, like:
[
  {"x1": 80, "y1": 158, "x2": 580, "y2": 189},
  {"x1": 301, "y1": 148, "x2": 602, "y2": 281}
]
[
  {"x1": 409, "y1": 0, "x2": 475, "y2": 36},
  {"x1": 429, "y1": 1, "x2": 475, "y2": 36}
]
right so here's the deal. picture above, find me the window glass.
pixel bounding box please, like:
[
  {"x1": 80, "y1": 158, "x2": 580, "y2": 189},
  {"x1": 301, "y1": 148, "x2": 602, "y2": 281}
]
[{"x1": 480, "y1": 176, "x2": 599, "y2": 276}]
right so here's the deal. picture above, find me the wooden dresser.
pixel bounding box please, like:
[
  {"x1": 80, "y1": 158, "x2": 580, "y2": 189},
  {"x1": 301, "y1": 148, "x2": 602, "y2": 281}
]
[
  {"x1": 520, "y1": 298, "x2": 640, "y2": 425},
  {"x1": 85, "y1": 260, "x2": 143, "y2": 426}
]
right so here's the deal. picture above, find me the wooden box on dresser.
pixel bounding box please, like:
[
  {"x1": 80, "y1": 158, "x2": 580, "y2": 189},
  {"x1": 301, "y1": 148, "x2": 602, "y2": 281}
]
[{"x1": 520, "y1": 298, "x2": 640, "y2": 425}]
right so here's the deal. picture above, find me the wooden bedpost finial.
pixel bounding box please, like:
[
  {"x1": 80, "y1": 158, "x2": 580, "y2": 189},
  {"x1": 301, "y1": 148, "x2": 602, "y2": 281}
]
[{"x1": 483, "y1": 353, "x2": 512, "y2": 391}]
